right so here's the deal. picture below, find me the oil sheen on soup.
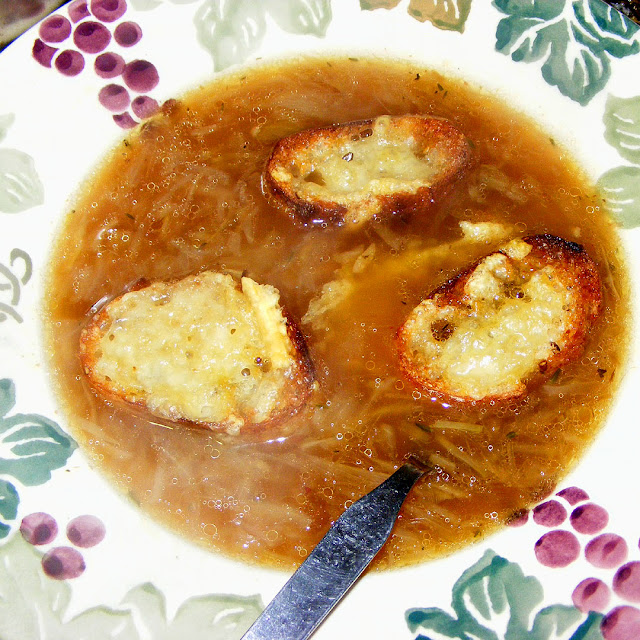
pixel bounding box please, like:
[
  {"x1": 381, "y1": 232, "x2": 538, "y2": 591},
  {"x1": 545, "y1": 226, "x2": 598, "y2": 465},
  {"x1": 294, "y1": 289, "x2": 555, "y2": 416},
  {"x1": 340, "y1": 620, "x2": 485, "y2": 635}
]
[{"x1": 44, "y1": 57, "x2": 630, "y2": 570}]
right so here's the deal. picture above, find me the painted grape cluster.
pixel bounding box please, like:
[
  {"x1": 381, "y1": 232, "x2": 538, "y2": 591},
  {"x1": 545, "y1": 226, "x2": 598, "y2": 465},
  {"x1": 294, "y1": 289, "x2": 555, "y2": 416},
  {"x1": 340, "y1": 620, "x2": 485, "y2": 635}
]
[
  {"x1": 522, "y1": 486, "x2": 640, "y2": 639},
  {"x1": 31, "y1": 0, "x2": 159, "y2": 128},
  {"x1": 20, "y1": 511, "x2": 105, "y2": 580}
]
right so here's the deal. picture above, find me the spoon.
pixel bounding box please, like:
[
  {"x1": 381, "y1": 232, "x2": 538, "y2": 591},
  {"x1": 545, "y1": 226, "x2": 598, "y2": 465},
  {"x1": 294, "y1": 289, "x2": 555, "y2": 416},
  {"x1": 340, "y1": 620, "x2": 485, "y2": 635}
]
[{"x1": 241, "y1": 460, "x2": 427, "y2": 640}]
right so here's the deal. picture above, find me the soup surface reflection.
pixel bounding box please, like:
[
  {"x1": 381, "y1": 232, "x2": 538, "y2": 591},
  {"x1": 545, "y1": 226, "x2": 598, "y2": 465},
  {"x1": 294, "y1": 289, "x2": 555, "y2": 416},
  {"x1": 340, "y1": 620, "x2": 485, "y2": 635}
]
[{"x1": 45, "y1": 57, "x2": 629, "y2": 570}]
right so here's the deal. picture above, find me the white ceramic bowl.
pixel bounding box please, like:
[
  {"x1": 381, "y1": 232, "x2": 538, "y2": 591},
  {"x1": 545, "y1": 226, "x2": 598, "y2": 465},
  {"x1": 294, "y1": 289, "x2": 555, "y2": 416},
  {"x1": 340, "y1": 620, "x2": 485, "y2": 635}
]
[{"x1": 1, "y1": 2, "x2": 640, "y2": 638}]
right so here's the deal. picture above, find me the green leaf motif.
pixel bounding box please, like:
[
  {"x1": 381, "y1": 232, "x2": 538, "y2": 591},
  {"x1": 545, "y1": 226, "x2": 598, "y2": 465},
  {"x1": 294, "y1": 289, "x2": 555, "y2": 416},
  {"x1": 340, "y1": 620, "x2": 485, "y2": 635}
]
[
  {"x1": 493, "y1": 0, "x2": 640, "y2": 105},
  {"x1": 407, "y1": 0, "x2": 472, "y2": 32},
  {"x1": 1, "y1": 248, "x2": 32, "y2": 324},
  {"x1": 0, "y1": 379, "x2": 77, "y2": 487},
  {"x1": 598, "y1": 165, "x2": 640, "y2": 228},
  {"x1": 596, "y1": 93, "x2": 640, "y2": 229},
  {"x1": 0, "y1": 534, "x2": 135, "y2": 639},
  {"x1": 0, "y1": 480, "x2": 19, "y2": 539},
  {"x1": 0, "y1": 148, "x2": 45, "y2": 214},
  {"x1": 577, "y1": 0, "x2": 640, "y2": 57},
  {"x1": 195, "y1": 0, "x2": 331, "y2": 72},
  {"x1": 0, "y1": 534, "x2": 263, "y2": 640},
  {"x1": 265, "y1": 0, "x2": 331, "y2": 35},
  {"x1": 406, "y1": 550, "x2": 604, "y2": 639},
  {"x1": 121, "y1": 582, "x2": 263, "y2": 639},
  {"x1": 195, "y1": 0, "x2": 267, "y2": 71},
  {"x1": 360, "y1": 0, "x2": 401, "y2": 8},
  {"x1": 360, "y1": 0, "x2": 471, "y2": 32},
  {"x1": 602, "y1": 93, "x2": 640, "y2": 165}
]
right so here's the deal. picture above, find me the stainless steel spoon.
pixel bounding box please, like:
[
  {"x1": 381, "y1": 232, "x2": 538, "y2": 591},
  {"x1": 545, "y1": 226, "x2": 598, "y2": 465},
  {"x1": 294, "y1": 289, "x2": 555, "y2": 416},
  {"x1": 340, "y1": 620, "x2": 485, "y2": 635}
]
[{"x1": 241, "y1": 461, "x2": 426, "y2": 640}]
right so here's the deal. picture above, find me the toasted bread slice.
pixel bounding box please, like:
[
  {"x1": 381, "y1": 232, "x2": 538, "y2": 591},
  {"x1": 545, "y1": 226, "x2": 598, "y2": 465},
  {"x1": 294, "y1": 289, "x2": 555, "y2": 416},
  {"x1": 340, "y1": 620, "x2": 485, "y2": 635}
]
[
  {"x1": 264, "y1": 115, "x2": 472, "y2": 227},
  {"x1": 79, "y1": 271, "x2": 314, "y2": 434},
  {"x1": 396, "y1": 235, "x2": 602, "y2": 405}
]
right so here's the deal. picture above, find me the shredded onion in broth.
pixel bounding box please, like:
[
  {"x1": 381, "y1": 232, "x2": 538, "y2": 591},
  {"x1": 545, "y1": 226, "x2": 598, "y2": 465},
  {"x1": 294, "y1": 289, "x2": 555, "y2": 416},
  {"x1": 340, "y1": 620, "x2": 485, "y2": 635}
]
[{"x1": 44, "y1": 57, "x2": 630, "y2": 570}]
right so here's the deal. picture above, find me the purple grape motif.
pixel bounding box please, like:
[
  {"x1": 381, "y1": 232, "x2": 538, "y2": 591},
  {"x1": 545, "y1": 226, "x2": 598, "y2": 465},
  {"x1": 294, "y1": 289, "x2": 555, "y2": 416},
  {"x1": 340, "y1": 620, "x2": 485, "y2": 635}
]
[
  {"x1": 570, "y1": 502, "x2": 609, "y2": 535},
  {"x1": 113, "y1": 112, "x2": 138, "y2": 129},
  {"x1": 55, "y1": 50, "x2": 85, "y2": 77},
  {"x1": 532, "y1": 500, "x2": 567, "y2": 527},
  {"x1": 32, "y1": 39, "x2": 58, "y2": 68},
  {"x1": 613, "y1": 562, "x2": 640, "y2": 603},
  {"x1": 114, "y1": 21, "x2": 142, "y2": 47},
  {"x1": 131, "y1": 96, "x2": 159, "y2": 119},
  {"x1": 91, "y1": 0, "x2": 127, "y2": 22},
  {"x1": 94, "y1": 52, "x2": 125, "y2": 78},
  {"x1": 601, "y1": 605, "x2": 640, "y2": 640},
  {"x1": 73, "y1": 21, "x2": 111, "y2": 54},
  {"x1": 99, "y1": 84, "x2": 130, "y2": 111},
  {"x1": 123, "y1": 59, "x2": 159, "y2": 93},
  {"x1": 42, "y1": 546, "x2": 86, "y2": 580},
  {"x1": 572, "y1": 577, "x2": 611, "y2": 613},
  {"x1": 20, "y1": 512, "x2": 58, "y2": 545},
  {"x1": 30, "y1": 0, "x2": 161, "y2": 129},
  {"x1": 556, "y1": 486, "x2": 589, "y2": 505},
  {"x1": 39, "y1": 15, "x2": 72, "y2": 43},
  {"x1": 68, "y1": 0, "x2": 90, "y2": 23},
  {"x1": 534, "y1": 529, "x2": 581, "y2": 567},
  {"x1": 506, "y1": 509, "x2": 529, "y2": 527},
  {"x1": 528, "y1": 487, "x2": 640, "y2": 640},
  {"x1": 21, "y1": 511, "x2": 106, "y2": 580},
  {"x1": 66, "y1": 514, "x2": 106, "y2": 548},
  {"x1": 586, "y1": 533, "x2": 629, "y2": 569}
]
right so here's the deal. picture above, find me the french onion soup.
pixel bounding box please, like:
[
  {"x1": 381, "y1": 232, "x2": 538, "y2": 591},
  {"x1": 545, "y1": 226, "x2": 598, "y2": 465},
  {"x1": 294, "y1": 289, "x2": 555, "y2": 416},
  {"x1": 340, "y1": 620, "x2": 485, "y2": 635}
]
[{"x1": 44, "y1": 57, "x2": 630, "y2": 570}]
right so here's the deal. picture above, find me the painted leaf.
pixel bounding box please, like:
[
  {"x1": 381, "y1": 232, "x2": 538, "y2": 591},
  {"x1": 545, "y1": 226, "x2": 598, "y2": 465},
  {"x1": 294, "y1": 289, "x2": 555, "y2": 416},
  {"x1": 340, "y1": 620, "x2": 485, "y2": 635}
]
[
  {"x1": 0, "y1": 148, "x2": 44, "y2": 213},
  {"x1": 603, "y1": 94, "x2": 640, "y2": 165},
  {"x1": 598, "y1": 165, "x2": 640, "y2": 228},
  {"x1": 9, "y1": 248, "x2": 33, "y2": 286},
  {"x1": 266, "y1": 0, "x2": 332, "y2": 36},
  {"x1": 360, "y1": 0, "x2": 402, "y2": 10},
  {"x1": 0, "y1": 535, "x2": 263, "y2": 640},
  {"x1": 574, "y1": 0, "x2": 640, "y2": 58},
  {"x1": 407, "y1": 0, "x2": 472, "y2": 32},
  {"x1": 0, "y1": 114, "x2": 14, "y2": 145},
  {"x1": 0, "y1": 249, "x2": 31, "y2": 324},
  {"x1": 0, "y1": 534, "x2": 137, "y2": 640},
  {"x1": 530, "y1": 607, "x2": 603, "y2": 640},
  {"x1": 0, "y1": 380, "x2": 13, "y2": 418},
  {"x1": 121, "y1": 582, "x2": 263, "y2": 639},
  {"x1": 0, "y1": 480, "x2": 19, "y2": 539},
  {"x1": 0, "y1": 249, "x2": 32, "y2": 303},
  {"x1": 406, "y1": 550, "x2": 593, "y2": 639},
  {"x1": 195, "y1": 0, "x2": 267, "y2": 71},
  {"x1": 494, "y1": 0, "x2": 640, "y2": 105},
  {"x1": 0, "y1": 379, "x2": 77, "y2": 486}
]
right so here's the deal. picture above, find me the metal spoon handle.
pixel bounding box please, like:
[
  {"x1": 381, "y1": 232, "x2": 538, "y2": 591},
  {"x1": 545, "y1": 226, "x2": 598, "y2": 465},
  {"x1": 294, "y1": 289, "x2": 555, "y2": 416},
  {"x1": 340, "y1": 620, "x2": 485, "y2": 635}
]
[{"x1": 241, "y1": 463, "x2": 424, "y2": 640}]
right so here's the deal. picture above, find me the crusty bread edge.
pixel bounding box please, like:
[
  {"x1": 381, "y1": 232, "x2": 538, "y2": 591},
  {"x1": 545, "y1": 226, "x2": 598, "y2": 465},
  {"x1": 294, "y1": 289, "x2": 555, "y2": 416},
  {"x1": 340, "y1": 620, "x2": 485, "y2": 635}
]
[
  {"x1": 263, "y1": 115, "x2": 473, "y2": 226},
  {"x1": 79, "y1": 274, "x2": 316, "y2": 433},
  {"x1": 395, "y1": 234, "x2": 603, "y2": 408}
]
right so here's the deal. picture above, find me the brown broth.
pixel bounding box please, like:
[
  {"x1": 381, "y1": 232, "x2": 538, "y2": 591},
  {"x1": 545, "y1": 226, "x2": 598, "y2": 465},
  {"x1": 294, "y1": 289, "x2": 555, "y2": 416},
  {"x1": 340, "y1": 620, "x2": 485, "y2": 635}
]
[{"x1": 44, "y1": 57, "x2": 630, "y2": 570}]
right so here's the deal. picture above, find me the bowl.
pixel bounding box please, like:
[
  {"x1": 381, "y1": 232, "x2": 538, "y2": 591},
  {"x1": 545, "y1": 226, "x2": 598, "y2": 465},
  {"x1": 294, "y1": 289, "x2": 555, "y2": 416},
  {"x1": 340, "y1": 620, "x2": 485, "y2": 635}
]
[{"x1": 1, "y1": 1, "x2": 640, "y2": 638}]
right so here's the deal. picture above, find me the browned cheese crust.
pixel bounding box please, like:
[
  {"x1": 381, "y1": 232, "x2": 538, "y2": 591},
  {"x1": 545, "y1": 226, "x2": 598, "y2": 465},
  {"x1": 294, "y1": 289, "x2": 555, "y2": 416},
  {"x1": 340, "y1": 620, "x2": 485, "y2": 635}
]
[
  {"x1": 264, "y1": 114, "x2": 472, "y2": 226},
  {"x1": 396, "y1": 234, "x2": 602, "y2": 406},
  {"x1": 79, "y1": 271, "x2": 315, "y2": 434}
]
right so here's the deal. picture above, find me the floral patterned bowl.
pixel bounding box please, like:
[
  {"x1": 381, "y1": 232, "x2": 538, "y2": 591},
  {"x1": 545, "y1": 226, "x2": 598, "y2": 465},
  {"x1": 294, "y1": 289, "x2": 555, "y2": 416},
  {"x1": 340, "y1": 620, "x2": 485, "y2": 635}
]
[{"x1": 2, "y1": 1, "x2": 640, "y2": 639}]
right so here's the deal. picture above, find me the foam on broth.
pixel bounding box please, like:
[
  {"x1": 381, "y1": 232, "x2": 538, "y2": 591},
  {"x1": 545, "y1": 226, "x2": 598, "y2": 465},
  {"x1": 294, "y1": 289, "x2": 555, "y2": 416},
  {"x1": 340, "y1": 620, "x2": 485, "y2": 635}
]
[{"x1": 44, "y1": 57, "x2": 630, "y2": 570}]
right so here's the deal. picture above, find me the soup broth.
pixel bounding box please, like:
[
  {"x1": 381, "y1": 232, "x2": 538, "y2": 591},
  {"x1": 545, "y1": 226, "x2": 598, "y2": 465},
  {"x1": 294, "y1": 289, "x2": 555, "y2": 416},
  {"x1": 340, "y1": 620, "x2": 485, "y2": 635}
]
[{"x1": 44, "y1": 57, "x2": 629, "y2": 570}]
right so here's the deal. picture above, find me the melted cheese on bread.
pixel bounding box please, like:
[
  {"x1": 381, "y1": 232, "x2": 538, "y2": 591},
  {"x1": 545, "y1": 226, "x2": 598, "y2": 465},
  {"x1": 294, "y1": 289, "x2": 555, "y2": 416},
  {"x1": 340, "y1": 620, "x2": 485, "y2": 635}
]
[
  {"x1": 265, "y1": 115, "x2": 471, "y2": 226},
  {"x1": 397, "y1": 235, "x2": 602, "y2": 404},
  {"x1": 80, "y1": 271, "x2": 314, "y2": 433}
]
